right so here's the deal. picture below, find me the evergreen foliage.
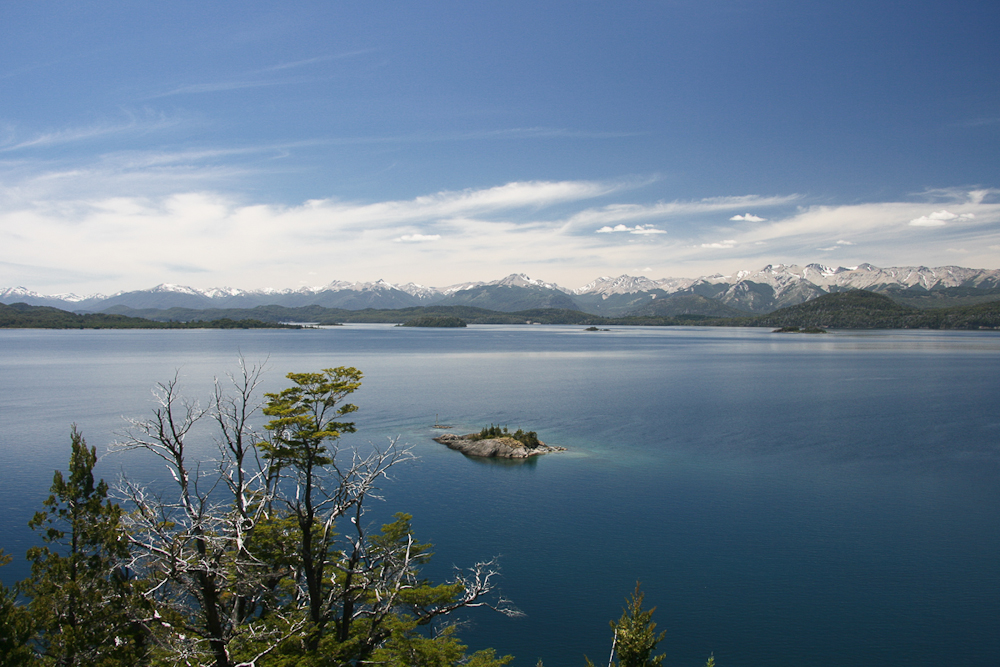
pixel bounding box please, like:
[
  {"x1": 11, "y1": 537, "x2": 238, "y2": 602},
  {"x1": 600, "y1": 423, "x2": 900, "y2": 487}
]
[
  {"x1": 0, "y1": 551, "x2": 33, "y2": 667},
  {"x1": 607, "y1": 583, "x2": 666, "y2": 667},
  {"x1": 399, "y1": 316, "x2": 468, "y2": 327},
  {"x1": 20, "y1": 427, "x2": 148, "y2": 665},
  {"x1": 584, "y1": 584, "x2": 717, "y2": 667},
  {"x1": 0, "y1": 302, "x2": 297, "y2": 329},
  {"x1": 735, "y1": 290, "x2": 1000, "y2": 329},
  {"x1": 585, "y1": 583, "x2": 664, "y2": 667}
]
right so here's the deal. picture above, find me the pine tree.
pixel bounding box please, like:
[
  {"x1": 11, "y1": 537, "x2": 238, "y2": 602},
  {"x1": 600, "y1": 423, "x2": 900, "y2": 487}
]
[
  {"x1": 587, "y1": 583, "x2": 665, "y2": 667},
  {"x1": 22, "y1": 426, "x2": 147, "y2": 666}
]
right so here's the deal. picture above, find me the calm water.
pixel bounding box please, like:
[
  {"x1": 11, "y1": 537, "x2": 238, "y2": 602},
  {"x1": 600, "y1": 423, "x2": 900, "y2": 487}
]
[{"x1": 1, "y1": 326, "x2": 998, "y2": 666}]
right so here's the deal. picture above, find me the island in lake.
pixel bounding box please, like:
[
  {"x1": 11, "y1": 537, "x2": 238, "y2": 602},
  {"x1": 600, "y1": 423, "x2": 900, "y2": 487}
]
[{"x1": 434, "y1": 424, "x2": 566, "y2": 458}]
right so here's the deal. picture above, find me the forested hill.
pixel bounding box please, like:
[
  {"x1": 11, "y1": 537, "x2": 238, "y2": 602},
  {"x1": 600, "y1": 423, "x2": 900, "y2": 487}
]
[
  {"x1": 103, "y1": 304, "x2": 608, "y2": 326},
  {"x1": 112, "y1": 292, "x2": 1000, "y2": 330},
  {"x1": 733, "y1": 290, "x2": 1000, "y2": 330},
  {"x1": 0, "y1": 302, "x2": 298, "y2": 329},
  {"x1": 4, "y1": 292, "x2": 999, "y2": 330}
]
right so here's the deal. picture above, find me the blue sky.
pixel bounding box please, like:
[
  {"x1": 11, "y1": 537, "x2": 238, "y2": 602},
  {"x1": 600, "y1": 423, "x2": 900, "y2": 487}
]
[{"x1": 1, "y1": 0, "x2": 998, "y2": 293}]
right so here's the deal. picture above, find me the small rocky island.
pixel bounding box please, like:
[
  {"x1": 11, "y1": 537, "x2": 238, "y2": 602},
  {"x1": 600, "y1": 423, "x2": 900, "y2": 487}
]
[{"x1": 434, "y1": 424, "x2": 566, "y2": 459}]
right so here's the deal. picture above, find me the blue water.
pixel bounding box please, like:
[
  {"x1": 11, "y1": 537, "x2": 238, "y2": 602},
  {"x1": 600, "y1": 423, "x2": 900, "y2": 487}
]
[{"x1": 1, "y1": 326, "x2": 998, "y2": 666}]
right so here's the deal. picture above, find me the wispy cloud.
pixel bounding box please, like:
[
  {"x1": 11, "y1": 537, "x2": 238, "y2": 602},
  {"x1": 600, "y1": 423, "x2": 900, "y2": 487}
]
[
  {"x1": 149, "y1": 47, "x2": 380, "y2": 98},
  {"x1": 912, "y1": 187, "x2": 998, "y2": 205},
  {"x1": 700, "y1": 240, "x2": 736, "y2": 249},
  {"x1": 817, "y1": 239, "x2": 856, "y2": 251},
  {"x1": 150, "y1": 77, "x2": 320, "y2": 98},
  {"x1": 258, "y1": 49, "x2": 377, "y2": 73},
  {"x1": 475, "y1": 127, "x2": 643, "y2": 140},
  {"x1": 958, "y1": 117, "x2": 1000, "y2": 127},
  {"x1": 0, "y1": 112, "x2": 181, "y2": 152},
  {"x1": 290, "y1": 127, "x2": 644, "y2": 146}
]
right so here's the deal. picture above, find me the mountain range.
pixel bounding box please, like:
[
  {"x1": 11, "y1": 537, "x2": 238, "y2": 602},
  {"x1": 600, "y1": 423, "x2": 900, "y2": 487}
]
[{"x1": 4, "y1": 263, "x2": 1000, "y2": 317}]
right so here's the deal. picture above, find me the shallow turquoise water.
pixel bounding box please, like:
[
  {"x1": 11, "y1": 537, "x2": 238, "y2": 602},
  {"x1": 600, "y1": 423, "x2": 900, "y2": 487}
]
[{"x1": 1, "y1": 325, "x2": 998, "y2": 665}]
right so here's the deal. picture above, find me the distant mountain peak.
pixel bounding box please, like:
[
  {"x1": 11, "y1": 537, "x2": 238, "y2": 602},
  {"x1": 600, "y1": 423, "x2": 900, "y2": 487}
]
[
  {"x1": 574, "y1": 274, "x2": 661, "y2": 295},
  {"x1": 148, "y1": 283, "x2": 203, "y2": 295},
  {"x1": 1, "y1": 286, "x2": 40, "y2": 298},
  {"x1": 490, "y1": 274, "x2": 570, "y2": 292}
]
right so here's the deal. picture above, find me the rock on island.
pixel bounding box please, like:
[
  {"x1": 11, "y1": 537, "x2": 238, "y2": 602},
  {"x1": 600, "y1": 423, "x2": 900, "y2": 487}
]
[{"x1": 433, "y1": 432, "x2": 566, "y2": 459}]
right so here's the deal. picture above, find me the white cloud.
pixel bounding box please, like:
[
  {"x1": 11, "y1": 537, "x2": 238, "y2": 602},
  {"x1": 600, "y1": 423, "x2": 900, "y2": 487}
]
[
  {"x1": 596, "y1": 224, "x2": 666, "y2": 235},
  {"x1": 968, "y1": 190, "x2": 991, "y2": 205},
  {"x1": 908, "y1": 210, "x2": 975, "y2": 227},
  {"x1": 395, "y1": 234, "x2": 441, "y2": 243},
  {"x1": 729, "y1": 213, "x2": 767, "y2": 222},
  {"x1": 3, "y1": 179, "x2": 999, "y2": 295}
]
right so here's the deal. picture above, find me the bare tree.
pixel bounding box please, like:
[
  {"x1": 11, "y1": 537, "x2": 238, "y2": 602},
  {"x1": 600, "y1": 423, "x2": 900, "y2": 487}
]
[
  {"x1": 113, "y1": 362, "x2": 517, "y2": 667},
  {"x1": 115, "y1": 361, "x2": 278, "y2": 667}
]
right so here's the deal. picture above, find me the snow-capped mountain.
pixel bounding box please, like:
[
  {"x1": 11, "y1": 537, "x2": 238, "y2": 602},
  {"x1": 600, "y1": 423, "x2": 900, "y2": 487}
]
[
  {"x1": 492, "y1": 273, "x2": 572, "y2": 293},
  {"x1": 0, "y1": 287, "x2": 44, "y2": 301},
  {"x1": 710, "y1": 263, "x2": 1000, "y2": 292},
  {"x1": 680, "y1": 263, "x2": 1000, "y2": 313},
  {"x1": 3, "y1": 264, "x2": 999, "y2": 315},
  {"x1": 574, "y1": 275, "x2": 666, "y2": 296},
  {"x1": 431, "y1": 274, "x2": 578, "y2": 311},
  {"x1": 392, "y1": 282, "x2": 442, "y2": 301},
  {"x1": 0, "y1": 287, "x2": 109, "y2": 310}
]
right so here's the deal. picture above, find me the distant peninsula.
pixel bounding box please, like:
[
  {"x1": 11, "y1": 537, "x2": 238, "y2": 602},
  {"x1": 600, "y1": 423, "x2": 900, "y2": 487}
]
[
  {"x1": 0, "y1": 302, "x2": 299, "y2": 330},
  {"x1": 434, "y1": 425, "x2": 565, "y2": 459},
  {"x1": 398, "y1": 316, "x2": 467, "y2": 327}
]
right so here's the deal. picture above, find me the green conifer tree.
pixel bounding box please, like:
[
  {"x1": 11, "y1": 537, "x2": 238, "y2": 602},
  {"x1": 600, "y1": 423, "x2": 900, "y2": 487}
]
[
  {"x1": 22, "y1": 426, "x2": 147, "y2": 666},
  {"x1": 586, "y1": 583, "x2": 665, "y2": 667}
]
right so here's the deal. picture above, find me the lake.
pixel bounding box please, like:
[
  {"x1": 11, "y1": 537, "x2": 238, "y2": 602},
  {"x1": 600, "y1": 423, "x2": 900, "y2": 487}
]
[{"x1": 1, "y1": 325, "x2": 998, "y2": 666}]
